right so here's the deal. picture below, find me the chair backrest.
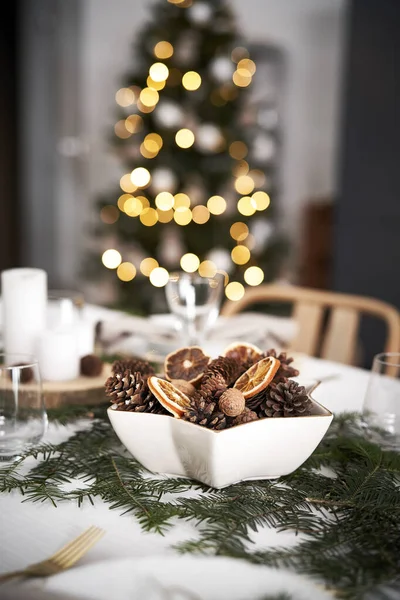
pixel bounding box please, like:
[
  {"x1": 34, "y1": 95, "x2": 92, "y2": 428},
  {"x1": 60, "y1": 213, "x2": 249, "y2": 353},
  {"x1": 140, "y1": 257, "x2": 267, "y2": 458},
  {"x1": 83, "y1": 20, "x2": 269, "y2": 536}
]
[{"x1": 221, "y1": 284, "x2": 400, "y2": 365}]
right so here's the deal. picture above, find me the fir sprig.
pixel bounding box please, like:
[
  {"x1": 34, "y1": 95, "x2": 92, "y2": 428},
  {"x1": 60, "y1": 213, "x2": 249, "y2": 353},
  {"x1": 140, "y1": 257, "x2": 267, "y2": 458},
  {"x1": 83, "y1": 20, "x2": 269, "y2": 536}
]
[{"x1": 1, "y1": 407, "x2": 399, "y2": 599}]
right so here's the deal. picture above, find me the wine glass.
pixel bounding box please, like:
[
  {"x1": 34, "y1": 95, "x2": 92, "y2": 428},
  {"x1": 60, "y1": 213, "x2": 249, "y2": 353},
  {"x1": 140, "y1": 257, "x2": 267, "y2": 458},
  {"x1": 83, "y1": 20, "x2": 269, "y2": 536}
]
[
  {"x1": 362, "y1": 352, "x2": 400, "y2": 449},
  {"x1": 0, "y1": 354, "x2": 47, "y2": 461},
  {"x1": 165, "y1": 272, "x2": 224, "y2": 346}
]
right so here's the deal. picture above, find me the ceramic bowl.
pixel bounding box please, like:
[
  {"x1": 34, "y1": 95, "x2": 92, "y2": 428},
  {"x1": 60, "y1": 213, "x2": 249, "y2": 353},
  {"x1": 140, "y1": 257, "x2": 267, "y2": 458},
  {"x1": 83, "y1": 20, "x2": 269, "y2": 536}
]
[{"x1": 107, "y1": 380, "x2": 333, "y2": 489}]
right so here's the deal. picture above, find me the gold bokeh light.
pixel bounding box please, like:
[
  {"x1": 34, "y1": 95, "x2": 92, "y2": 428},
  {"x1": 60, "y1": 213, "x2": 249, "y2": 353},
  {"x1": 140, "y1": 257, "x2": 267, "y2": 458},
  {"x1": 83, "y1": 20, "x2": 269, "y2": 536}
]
[
  {"x1": 140, "y1": 207, "x2": 158, "y2": 226},
  {"x1": 244, "y1": 266, "x2": 264, "y2": 286},
  {"x1": 235, "y1": 175, "x2": 255, "y2": 195},
  {"x1": 155, "y1": 192, "x2": 174, "y2": 211},
  {"x1": 149, "y1": 267, "x2": 169, "y2": 287},
  {"x1": 182, "y1": 71, "x2": 202, "y2": 91},
  {"x1": 237, "y1": 58, "x2": 256, "y2": 75},
  {"x1": 120, "y1": 174, "x2": 137, "y2": 193},
  {"x1": 237, "y1": 196, "x2": 256, "y2": 216},
  {"x1": 139, "y1": 87, "x2": 159, "y2": 107},
  {"x1": 140, "y1": 257, "x2": 159, "y2": 276},
  {"x1": 117, "y1": 262, "x2": 137, "y2": 282},
  {"x1": 125, "y1": 114, "x2": 143, "y2": 133},
  {"x1": 173, "y1": 207, "x2": 192, "y2": 225},
  {"x1": 175, "y1": 128, "x2": 195, "y2": 148},
  {"x1": 154, "y1": 41, "x2": 174, "y2": 59},
  {"x1": 174, "y1": 193, "x2": 190, "y2": 209},
  {"x1": 230, "y1": 221, "x2": 249, "y2": 242},
  {"x1": 180, "y1": 253, "x2": 200, "y2": 273},
  {"x1": 232, "y1": 160, "x2": 249, "y2": 178},
  {"x1": 114, "y1": 120, "x2": 131, "y2": 139},
  {"x1": 102, "y1": 249, "x2": 122, "y2": 270},
  {"x1": 117, "y1": 193, "x2": 133, "y2": 211},
  {"x1": 225, "y1": 281, "x2": 245, "y2": 301},
  {"x1": 251, "y1": 191, "x2": 271, "y2": 211},
  {"x1": 207, "y1": 195, "x2": 226, "y2": 215},
  {"x1": 140, "y1": 143, "x2": 158, "y2": 159},
  {"x1": 149, "y1": 62, "x2": 169, "y2": 82},
  {"x1": 124, "y1": 197, "x2": 143, "y2": 217},
  {"x1": 198, "y1": 260, "x2": 217, "y2": 278},
  {"x1": 146, "y1": 76, "x2": 165, "y2": 91},
  {"x1": 229, "y1": 141, "x2": 248, "y2": 160},
  {"x1": 130, "y1": 167, "x2": 151, "y2": 187},
  {"x1": 157, "y1": 208, "x2": 174, "y2": 223},
  {"x1": 192, "y1": 205, "x2": 210, "y2": 224},
  {"x1": 232, "y1": 69, "x2": 252, "y2": 88},
  {"x1": 231, "y1": 245, "x2": 251, "y2": 265}
]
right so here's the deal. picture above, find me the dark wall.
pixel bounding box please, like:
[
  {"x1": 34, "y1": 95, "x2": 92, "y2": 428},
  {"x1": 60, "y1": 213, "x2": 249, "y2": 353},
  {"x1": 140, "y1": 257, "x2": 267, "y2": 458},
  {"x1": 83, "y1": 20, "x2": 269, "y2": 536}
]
[
  {"x1": 334, "y1": 0, "x2": 400, "y2": 364},
  {"x1": 0, "y1": 2, "x2": 19, "y2": 270}
]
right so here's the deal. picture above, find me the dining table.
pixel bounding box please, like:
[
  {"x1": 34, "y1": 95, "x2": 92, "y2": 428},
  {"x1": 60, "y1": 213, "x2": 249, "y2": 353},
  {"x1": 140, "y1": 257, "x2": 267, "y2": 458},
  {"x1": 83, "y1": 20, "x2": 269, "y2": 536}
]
[{"x1": 0, "y1": 328, "x2": 373, "y2": 600}]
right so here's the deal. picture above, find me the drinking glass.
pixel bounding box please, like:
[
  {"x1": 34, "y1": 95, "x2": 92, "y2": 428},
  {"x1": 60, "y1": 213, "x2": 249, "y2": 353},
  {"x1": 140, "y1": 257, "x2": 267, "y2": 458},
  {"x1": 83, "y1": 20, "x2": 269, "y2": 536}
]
[
  {"x1": 0, "y1": 354, "x2": 47, "y2": 461},
  {"x1": 362, "y1": 352, "x2": 400, "y2": 448},
  {"x1": 165, "y1": 272, "x2": 224, "y2": 345}
]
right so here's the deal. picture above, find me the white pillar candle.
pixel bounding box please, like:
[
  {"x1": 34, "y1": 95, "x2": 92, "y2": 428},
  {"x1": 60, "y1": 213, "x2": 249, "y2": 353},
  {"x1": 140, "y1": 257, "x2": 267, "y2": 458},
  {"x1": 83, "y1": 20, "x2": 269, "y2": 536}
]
[
  {"x1": 1, "y1": 268, "x2": 47, "y2": 355},
  {"x1": 36, "y1": 329, "x2": 80, "y2": 381},
  {"x1": 77, "y1": 321, "x2": 95, "y2": 358}
]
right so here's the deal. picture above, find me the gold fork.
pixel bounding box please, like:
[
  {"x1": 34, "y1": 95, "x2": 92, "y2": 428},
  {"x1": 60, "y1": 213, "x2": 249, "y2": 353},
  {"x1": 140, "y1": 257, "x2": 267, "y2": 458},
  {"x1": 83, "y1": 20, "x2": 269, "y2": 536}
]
[{"x1": 0, "y1": 525, "x2": 105, "y2": 583}]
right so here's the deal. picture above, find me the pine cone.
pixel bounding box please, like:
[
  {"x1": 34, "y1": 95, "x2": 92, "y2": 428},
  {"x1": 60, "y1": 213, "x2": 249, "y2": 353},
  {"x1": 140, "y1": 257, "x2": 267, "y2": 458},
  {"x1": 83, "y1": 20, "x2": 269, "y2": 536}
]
[
  {"x1": 198, "y1": 372, "x2": 227, "y2": 403},
  {"x1": 202, "y1": 356, "x2": 242, "y2": 387},
  {"x1": 232, "y1": 407, "x2": 259, "y2": 426},
  {"x1": 105, "y1": 370, "x2": 165, "y2": 413},
  {"x1": 264, "y1": 350, "x2": 299, "y2": 382},
  {"x1": 112, "y1": 358, "x2": 155, "y2": 379},
  {"x1": 183, "y1": 395, "x2": 227, "y2": 430},
  {"x1": 259, "y1": 380, "x2": 312, "y2": 418}
]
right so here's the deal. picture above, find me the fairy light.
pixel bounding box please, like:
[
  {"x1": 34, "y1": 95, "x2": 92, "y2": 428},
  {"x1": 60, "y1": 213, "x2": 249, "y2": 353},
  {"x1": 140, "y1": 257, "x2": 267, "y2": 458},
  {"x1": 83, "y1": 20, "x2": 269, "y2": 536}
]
[
  {"x1": 175, "y1": 128, "x2": 195, "y2": 148},
  {"x1": 155, "y1": 192, "x2": 174, "y2": 211},
  {"x1": 102, "y1": 249, "x2": 122, "y2": 269},
  {"x1": 173, "y1": 207, "x2": 192, "y2": 225},
  {"x1": 140, "y1": 207, "x2": 158, "y2": 226},
  {"x1": 232, "y1": 161, "x2": 249, "y2": 178},
  {"x1": 124, "y1": 197, "x2": 143, "y2": 217},
  {"x1": 120, "y1": 174, "x2": 137, "y2": 193},
  {"x1": 115, "y1": 87, "x2": 136, "y2": 107},
  {"x1": 225, "y1": 281, "x2": 245, "y2": 301},
  {"x1": 147, "y1": 76, "x2": 166, "y2": 91},
  {"x1": 251, "y1": 191, "x2": 271, "y2": 211},
  {"x1": 232, "y1": 69, "x2": 252, "y2": 88},
  {"x1": 139, "y1": 88, "x2": 159, "y2": 107},
  {"x1": 125, "y1": 114, "x2": 143, "y2": 133},
  {"x1": 237, "y1": 196, "x2": 256, "y2": 216},
  {"x1": 154, "y1": 41, "x2": 174, "y2": 59},
  {"x1": 149, "y1": 62, "x2": 169, "y2": 82},
  {"x1": 137, "y1": 100, "x2": 156, "y2": 113},
  {"x1": 100, "y1": 206, "x2": 119, "y2": 224},
  {"x1": 207, "y1": 195, "x2": 226, "y2": 215},
  {"x1": 180, "y1": 253, "x2": 200, "y2": 273},
  {"x1": 149, "y1": 267, "x2": 169, "y2": 287},
  {"x1": 235, "y1": 175, "x2": 255, "y2": 195},
  {"x1": 117, "y1": 262, "x2": 137, "y2": 282},
  {"x1": 157, "y1": 208, "x2": 174, "y2": 223},
  {"x1": 192, "y1": 205, "x2": 210, "y2": 224},
  {"x1": 117, "y1": 194, "x2": 133, "y2": 211},
  {"x1": 182, "y1": 71, "x2": 202, "y2": 91},
  {"x1": 198, "y1": 260, "x2": 217, "y2": 278},
  {"x1": 237, "y1": 58, "x2": 256, "y2": 75},
  {"x1": 137, "y1": 196, "x2": 150, "y2": 211},
  {"x1": 173, "y1": 193, "x2": 191, "y2": 209},
  {"x1": 145, "y1": 133, "x2": 163, "y2": 150},
  {"x1": 140, "y1": 257, "x2": 159, "y2": 276},
  {"x1": 230, "y1": 222, "x2": 249, "y2": 242},
  {"x1": 114, "y1": 120, "x2": 131, "y2": 139},
  {"x1": 244, "y1": 266, "x2": 264, "y2": 286},
  {"x1": 231, "y1": 245, "x2": 251, "y2": 265},
  {"x1": 229, "y1": 141, "x2": 248, "y2": 160},
  {"x1": 130, "y1": 167, "x2": 151, "y2": 187},
  {"x1": 140, "y1": 143, "x2": 158, "y2": 159}
]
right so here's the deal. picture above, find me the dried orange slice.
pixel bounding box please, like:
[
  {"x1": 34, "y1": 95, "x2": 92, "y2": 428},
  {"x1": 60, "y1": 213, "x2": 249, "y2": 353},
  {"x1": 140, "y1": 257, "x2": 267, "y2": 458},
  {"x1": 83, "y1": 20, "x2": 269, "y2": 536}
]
[
  {"x1": 148, "y1": 376, "x2": 191, "y2": 418},
  {"x1": 222, "y1": 342, "x2": 263, "y2": 368},
  {"x1": 164, "y1": 346, "x2": 210, "y2": 384},
  {"x1": 233, "y1": 356, "x2": 280, "y2": 399}
]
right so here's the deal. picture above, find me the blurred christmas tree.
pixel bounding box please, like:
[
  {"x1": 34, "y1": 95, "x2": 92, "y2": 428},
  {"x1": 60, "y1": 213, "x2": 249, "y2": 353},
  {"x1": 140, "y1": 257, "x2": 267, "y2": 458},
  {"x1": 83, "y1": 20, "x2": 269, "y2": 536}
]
[{"x1": 92, "y1": 0, "x2": 287, "y2": 313}]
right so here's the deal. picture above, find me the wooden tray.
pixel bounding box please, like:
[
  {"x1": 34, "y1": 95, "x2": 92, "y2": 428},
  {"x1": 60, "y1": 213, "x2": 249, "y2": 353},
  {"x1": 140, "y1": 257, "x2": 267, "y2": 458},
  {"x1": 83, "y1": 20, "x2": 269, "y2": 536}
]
[{"x1": 42, "y1": 363, "x2": 112, "y2": 408}]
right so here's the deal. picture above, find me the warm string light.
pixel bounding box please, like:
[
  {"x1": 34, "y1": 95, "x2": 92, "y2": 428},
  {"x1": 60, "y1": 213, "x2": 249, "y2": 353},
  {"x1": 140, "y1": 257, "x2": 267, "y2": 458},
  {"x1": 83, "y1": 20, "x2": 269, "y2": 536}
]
[
  {"x1": 117, "y1": 262, "x2": 137, "y2": 282},
  {"x1": 102, "y1": 249, "x2": 122, "y2": 269},
  {"x1": 180, "y1": 253, "x2": 200, "y2": 273},
  {"x1": 231, "y1": 245, "x2": 251, "y2": 265},
  {"x1": 225, "y1": 281, "x2": 245, "y2": 301},
  {"x1": 154, "y1": 41, "x2": 174, "y2": 59},
  {"x1": 175, "y1": 128, "x2": 195, "y2": 148},
  {"x1": 149, "y1": 267, "x2": 169, "y2": 287},
  {"x1": 182, "y1": 71, "x2": 202, "y2": 91}
]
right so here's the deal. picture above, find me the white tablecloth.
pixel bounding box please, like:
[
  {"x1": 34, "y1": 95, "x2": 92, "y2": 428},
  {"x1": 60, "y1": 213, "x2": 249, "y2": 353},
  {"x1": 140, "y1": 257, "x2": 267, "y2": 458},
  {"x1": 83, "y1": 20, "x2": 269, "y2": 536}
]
[{"x1": 0, "y1": 356, "x2": 370, "y2": 600}]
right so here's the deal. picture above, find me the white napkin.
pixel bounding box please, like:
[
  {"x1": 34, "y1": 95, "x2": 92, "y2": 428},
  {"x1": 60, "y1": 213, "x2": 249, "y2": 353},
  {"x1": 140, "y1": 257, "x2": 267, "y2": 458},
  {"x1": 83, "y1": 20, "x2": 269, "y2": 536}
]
[{"x1": 1, "y1": 555, "x2": 335, "y2": 600}]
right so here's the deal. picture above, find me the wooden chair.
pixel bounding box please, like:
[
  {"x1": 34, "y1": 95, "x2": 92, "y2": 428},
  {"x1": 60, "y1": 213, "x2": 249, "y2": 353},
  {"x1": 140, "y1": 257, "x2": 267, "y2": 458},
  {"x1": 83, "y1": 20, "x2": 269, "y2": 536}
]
[{"x1": 221, "y1": 284, "x2": 400, "y2": 366}]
